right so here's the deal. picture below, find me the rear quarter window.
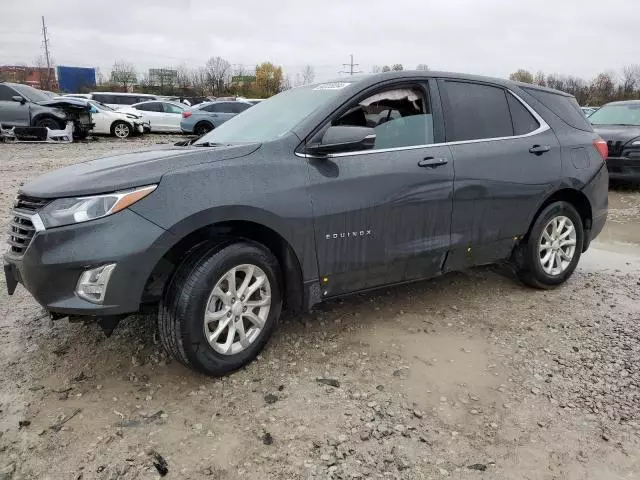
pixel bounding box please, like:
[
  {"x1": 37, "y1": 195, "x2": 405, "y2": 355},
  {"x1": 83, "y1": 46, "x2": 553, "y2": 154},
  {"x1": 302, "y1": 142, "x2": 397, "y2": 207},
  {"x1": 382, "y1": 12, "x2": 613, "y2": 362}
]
[
  {"x1": 93, "y1": 94, "x2": 115, "y2": 104},
  {"x1": 522, "y1": 88, "x2": 593, "y2": 132}
]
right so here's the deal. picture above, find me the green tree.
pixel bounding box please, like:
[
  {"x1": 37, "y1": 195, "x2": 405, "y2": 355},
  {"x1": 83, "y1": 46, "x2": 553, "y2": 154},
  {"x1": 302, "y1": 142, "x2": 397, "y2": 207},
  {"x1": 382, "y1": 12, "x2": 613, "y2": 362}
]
[
  {"x1": 255, "y1": 62, "x2": 283, "y2": 97},
  {"x1": 509, "y1": 69, "x2": 534, "y2": 84}
]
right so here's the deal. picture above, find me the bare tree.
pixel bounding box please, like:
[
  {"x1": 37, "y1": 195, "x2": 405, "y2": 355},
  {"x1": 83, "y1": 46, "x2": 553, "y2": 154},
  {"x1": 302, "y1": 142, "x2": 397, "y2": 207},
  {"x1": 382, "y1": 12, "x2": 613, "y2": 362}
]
[
  {"x1": 415, "y1": 64, "x2": 430, "y2": 71},
  {"x1": 110, "y1": 60, "x2": 137, "y2": 91},
  {"x1": 190, "y1": 67, "x2": 208, "y2": 96},
  {"x1": 621, "y1": 64, "x2": 640, "y2": 97},
  {"x1": 392, "y1": 64, "x2": 404, "y2": 71},
  {"x1": 34, "y1": 55, "x2": 55, "y2": 90},
  {"x1": 301, "y1": 65, "x2": 315, "y2": 85},
  {"x1": 281, "y1": 74, "x2": 292, "y2": 91},
  {"x1": 381, "y1": 65, "x2": 391, "y2": 72},
  {"x1": 205, "y1": 56, "x2": 232, "y2": 96},
  {"x1": 533, "y1": 71, "x2": 546, "y2": 87},
  {"x1": 95, "y1": 67, "x2": 105, "y2": 86},
  {"x1": 176, "y1": 64, "x2": 192, "y2": 92},
  {"x1": 588, "y1": 72, "x2": 616, "y2": 105},
  {"x1": 371, "y1": 65, "x2": 382, "y2": 73}
]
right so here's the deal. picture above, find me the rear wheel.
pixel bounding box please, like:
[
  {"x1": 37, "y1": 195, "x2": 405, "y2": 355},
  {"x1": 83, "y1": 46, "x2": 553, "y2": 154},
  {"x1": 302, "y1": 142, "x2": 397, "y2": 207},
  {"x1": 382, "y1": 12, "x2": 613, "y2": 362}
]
[
  {"x1": 194, "y1": 121, "x2": 213, "y2": 136},
  {"x1": 158, "y1": 241, "x2": 282, "y2": 376},
  {"x1": 515, "y1": 201, "x2": 584, "y2": 289},
  {"x1": 35, "y1": 117, "x2": 63, "y2": 130},
  {"x1": 111, "y1": 121, "x2": 132, "y2": 138}
]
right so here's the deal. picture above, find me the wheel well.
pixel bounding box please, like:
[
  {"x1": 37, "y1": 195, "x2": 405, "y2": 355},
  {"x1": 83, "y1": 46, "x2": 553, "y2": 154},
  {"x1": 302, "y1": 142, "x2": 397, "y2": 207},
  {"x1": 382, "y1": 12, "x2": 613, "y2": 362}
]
[
  {"x1": 32, "y1": 114, "x2": 63, "y2": 127},
  {"x1": 530, "y1": 188, "x2": 593, "y2": 249},
  {"x1": 194, "y1": 120, "x2": 213, "y2": 129},
  {"x1": 142, "y1": 221, "x2": 304, "y2": 314}
]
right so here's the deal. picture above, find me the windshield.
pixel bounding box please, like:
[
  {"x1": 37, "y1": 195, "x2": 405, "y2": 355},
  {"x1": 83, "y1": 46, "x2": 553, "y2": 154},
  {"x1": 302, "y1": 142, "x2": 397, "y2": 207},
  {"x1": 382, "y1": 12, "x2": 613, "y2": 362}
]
[
  {"x1": 12, "y1": 84, "x2": 52, "y2": 103},
  {"x1": 589, "y1": 104, "x2": 640, "y2": 126},
  {"x1": 193, "y1": 83, "x2": 350, "y2": 145}
]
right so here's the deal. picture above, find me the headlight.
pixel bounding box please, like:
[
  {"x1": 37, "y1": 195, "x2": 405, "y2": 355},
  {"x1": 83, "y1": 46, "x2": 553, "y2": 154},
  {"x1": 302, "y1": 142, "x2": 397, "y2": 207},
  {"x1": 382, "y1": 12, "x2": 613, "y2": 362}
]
[{"x1": 40, "y1": 185, "x2": 156, "y2": 228}]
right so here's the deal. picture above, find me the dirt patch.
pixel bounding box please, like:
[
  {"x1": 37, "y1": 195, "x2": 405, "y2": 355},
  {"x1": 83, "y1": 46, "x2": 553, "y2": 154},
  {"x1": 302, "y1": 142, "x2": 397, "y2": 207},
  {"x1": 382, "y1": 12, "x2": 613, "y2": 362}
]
[{"x1": 0, "y1": 139, "x2": 639, "y2": 479}]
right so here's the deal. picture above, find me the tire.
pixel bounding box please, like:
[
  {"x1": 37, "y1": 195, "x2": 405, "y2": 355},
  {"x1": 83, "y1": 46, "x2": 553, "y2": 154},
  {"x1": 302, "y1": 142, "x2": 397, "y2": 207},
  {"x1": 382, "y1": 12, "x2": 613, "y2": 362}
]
[
  {"x1": 111, "y1": 121, "x2": 132, "y2": 138},
  {"x1": 515, "y1": 201, "x2": 584, "y2": 289},
  {"x1": 194, "y1": 122, "x2": 213, "y2": 136},
  {"x1": 34, "y1": 117, "x2": 63, "y2": 130},
  {"x1": 158, "y1": 241, "x2": 282, "y2": 376}
]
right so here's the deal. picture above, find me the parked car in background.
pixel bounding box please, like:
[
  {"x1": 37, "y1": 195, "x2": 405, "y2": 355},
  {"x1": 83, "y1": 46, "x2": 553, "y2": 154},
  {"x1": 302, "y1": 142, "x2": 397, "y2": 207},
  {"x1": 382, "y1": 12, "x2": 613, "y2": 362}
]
[
  {"x1": 0, "y1": 82, "x2": 93, "y2": 138},
  {"x1": 163, "y1": 96, "x2": 211, "y2": 106},
  {"x1": 118, "y1": 100, "x2": 186, "y2": 133},
  {"x1": 63, "y1": 92, "x2": 158, "y2": 109},
  {"x1": 590, "y1": 100, "x2": 640, "y2": 182},
  {"x1": 78, "y1": 99, "x2": 148, "y2": 138},
  {"x1": 180, "y1": 100, "x2": 253, "y2": 135},
  {"x1": 4, "y1": 71, "x2": 609, "y2": 376},
  {"x1": 581, "y1": 106, "x2": 598, "y2": 117}
]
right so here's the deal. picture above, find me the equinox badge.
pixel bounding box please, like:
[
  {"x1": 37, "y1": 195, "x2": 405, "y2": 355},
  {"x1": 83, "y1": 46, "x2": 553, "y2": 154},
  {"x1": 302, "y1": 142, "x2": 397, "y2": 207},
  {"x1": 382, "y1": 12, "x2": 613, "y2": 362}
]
[{"x1": 325, "y1": 230, "x2": 372, "y2": 240}]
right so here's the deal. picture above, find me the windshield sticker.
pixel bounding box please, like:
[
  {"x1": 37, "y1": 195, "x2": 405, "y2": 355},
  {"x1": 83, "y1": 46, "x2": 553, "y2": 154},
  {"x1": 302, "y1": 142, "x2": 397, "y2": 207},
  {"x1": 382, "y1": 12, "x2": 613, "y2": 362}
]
[{"x1": 313, "y1": 82, "x2": 351, "y2": 90}]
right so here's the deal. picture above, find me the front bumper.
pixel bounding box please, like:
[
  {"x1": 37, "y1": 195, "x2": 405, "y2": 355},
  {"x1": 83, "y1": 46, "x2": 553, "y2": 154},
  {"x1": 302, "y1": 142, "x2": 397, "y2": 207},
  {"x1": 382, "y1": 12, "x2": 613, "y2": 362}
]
[
  {"x1": 3, "y1": 209, "x2": 173, "y2": 316},
  {"x1": 606, "y1": 156, "x2": 640, "y2": 181}
]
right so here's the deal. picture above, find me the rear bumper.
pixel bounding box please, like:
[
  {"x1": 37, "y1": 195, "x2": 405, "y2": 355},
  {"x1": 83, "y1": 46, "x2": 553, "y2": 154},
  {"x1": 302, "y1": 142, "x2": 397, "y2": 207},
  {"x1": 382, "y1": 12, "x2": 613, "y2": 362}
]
[
  {"x1": 582, "y1": 164, "x2": 608, "y2": 248},
  {"x1": 3, "y1": 209, "x2": 175, "y2": 316},
  {"x1": 606, "y1": 156, "x2": 640, "y2": 181}
]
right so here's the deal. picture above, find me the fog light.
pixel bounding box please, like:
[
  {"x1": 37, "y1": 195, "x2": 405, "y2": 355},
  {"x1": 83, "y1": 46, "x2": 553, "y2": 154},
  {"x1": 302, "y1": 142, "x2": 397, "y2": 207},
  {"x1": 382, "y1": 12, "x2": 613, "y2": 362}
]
[{"x1": 76, "y1": 264, "x2": 116, "y2": 303}]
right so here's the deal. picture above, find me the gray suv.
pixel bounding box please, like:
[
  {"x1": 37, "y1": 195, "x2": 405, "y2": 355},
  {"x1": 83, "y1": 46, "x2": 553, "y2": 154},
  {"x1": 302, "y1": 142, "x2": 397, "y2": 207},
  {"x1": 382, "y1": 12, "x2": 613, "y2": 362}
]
[
  {"x1": 0, "y1": 82, "x2": 92, "y2": 136},
  {"x1": 3, "y1": 71, "x2": 609, "y2": 376}
]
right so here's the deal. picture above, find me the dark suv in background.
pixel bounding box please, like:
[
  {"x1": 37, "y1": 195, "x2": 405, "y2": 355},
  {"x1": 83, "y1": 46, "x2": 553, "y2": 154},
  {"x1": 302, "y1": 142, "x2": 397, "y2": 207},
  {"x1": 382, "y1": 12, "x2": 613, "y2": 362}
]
[
  {"x1": 4, "y1": 71, "x2": 608, "y2": 376},
  {"x1": 589, "y1": 100, "x2": 640, "y2": 182}
]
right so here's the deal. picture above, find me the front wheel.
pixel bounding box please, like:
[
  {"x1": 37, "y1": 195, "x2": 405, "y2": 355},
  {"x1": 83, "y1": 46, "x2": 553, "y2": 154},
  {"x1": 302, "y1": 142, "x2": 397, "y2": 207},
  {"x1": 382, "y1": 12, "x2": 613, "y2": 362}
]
[
  {"x1": 158, "y1": 241, "x2": 282, "y2": 376},
  {"x1": 515, "y1": 201, "x2": 584, "y2": 289},
  {"x1": 35, "y1": 117, "x2": 63, "y2": 130},
  {"x1": 111, "y1": 121, "x2": 132, "y2": 138}
]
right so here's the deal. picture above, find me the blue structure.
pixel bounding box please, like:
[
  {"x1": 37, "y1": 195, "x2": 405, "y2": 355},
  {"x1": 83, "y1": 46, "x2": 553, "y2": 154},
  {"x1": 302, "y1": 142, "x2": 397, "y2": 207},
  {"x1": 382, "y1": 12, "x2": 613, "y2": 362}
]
[{"x1": 56, "y1": 66, "x2": 96, "y2": 93}]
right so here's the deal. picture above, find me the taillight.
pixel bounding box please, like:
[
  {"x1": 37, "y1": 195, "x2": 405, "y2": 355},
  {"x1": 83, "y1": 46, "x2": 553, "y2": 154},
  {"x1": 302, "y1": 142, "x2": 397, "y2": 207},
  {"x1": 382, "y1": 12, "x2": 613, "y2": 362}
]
[
  {"x1": 182, "y1": 111, "x2": 192, "y2": 119},
  {"x1": 593, "y1": 138, "x2": 608, "y2": 161}
]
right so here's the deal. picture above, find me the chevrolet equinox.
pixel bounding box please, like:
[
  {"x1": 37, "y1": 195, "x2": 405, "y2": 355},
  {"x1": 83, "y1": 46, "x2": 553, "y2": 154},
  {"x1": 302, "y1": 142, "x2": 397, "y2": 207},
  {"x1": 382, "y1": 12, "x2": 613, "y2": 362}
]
[{"x1": 4, "y1": 71, "x2": 609, "y2": 376}]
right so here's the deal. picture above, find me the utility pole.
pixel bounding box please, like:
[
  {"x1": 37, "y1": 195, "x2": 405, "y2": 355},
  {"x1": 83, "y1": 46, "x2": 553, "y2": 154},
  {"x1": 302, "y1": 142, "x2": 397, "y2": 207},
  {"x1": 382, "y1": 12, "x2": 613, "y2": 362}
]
[
  {"x1": 41, "y1": 16, "x2": 53, "y2": 90},
  {"x1": 340, "y1": 54, "x2": 362, "y2": 76}
]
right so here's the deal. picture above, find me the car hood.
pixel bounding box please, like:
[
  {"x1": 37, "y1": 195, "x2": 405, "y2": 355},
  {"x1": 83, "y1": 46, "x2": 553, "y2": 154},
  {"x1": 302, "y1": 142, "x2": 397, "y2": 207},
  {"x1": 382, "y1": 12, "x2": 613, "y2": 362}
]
[
  {"x1": 20, "y1": 143, "x2": 260, "y2": 198},
  {"x1": 37, "y1": 97, "x2": 92, "y2": 112},
  {"x1": 593, "y1": 125, "x2": 640, "y2": 144}
]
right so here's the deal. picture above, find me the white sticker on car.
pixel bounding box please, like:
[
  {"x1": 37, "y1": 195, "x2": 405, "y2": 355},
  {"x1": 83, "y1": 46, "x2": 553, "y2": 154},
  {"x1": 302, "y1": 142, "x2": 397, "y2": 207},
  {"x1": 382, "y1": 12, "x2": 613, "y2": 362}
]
[{"x1": 313, "y1": 82, "x2": 351, "y2": 90}]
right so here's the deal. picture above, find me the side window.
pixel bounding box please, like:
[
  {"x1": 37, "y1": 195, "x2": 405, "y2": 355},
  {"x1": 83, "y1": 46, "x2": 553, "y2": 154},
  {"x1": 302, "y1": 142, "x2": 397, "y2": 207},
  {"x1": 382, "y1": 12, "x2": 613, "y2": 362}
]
[
  {"x1": 0, "y1": 85, "x2": 16, "y2": 101},
  {"x1": 203, "y1": 103, "x2": 222, "y2": 112},
  {"x1": 507, "y1": 93, "x2": 540, "y2": 135},
  {"x1": 522, "y1": 88, "x2": 591, "y2": 131},
  {"x1": 163, "y1": 103, "x2": 184, "y2": 114},
  {"x1": 441, "y1": 81, "x2": 513, "y2": 141},
  {"x1": 93, "y1": 94, "x2": 114, "y2": 104},
  {"x1": 117, "y1": 96, "x2": 137, "y2": 105},
  {"x1": 136, "y1": 102, "x2": 163, "y2": 112},
  {"x1": 230, "y1": 102, "x2": 251, "y2": 114},
  {"x1": 334, "y1": 86, "x2": 433, "y2": 149}
]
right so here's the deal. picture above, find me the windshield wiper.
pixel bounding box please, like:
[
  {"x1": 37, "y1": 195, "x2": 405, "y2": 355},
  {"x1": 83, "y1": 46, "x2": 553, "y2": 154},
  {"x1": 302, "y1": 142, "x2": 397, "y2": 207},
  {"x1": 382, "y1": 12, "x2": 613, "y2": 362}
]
[{"x1": 192, "y1": 142, "x2": 225, "y2": 147}]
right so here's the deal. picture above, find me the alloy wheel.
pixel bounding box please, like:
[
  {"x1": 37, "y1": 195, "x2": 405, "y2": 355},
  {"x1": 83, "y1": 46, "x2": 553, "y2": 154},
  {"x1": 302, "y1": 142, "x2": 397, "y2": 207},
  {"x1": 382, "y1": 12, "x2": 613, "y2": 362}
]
[{"x1": 538, "y1": 215, "x2": 577, "y2": 276}]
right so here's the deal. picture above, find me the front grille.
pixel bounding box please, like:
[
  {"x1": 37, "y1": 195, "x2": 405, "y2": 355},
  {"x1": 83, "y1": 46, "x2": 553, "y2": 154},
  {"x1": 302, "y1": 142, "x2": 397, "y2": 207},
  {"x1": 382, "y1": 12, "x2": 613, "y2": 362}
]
[
  {"x1": 607, "y1": 140, "x2": 624, "y2": 158},
  {"x1": 6, "y1": 194, "x2": 48, "y2": 256},
  {"x1": 8, "y1": 215, "x2": 36, "y2": 255}
]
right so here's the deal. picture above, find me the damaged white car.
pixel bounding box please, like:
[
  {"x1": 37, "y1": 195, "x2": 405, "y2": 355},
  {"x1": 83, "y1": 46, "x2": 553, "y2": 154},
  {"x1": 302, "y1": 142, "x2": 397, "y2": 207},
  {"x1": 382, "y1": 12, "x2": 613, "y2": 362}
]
[{"x1": 55, "y1": 98, "x2": 148, "y2": 138}]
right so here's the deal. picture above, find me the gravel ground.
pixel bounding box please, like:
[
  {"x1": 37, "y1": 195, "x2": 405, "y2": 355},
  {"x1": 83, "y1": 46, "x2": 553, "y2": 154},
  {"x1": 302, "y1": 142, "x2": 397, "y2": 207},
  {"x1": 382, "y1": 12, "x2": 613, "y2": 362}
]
[{"x1": 0, "y1": 138, "x2": 639, "y2": 480}]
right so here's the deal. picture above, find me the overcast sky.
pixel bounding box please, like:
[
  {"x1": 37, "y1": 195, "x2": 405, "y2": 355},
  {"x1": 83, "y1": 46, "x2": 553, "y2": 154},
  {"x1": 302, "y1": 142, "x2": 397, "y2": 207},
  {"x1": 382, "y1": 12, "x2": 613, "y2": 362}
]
[{"x1": 1, "y1": 0, "x2": 638, "y2": 82}]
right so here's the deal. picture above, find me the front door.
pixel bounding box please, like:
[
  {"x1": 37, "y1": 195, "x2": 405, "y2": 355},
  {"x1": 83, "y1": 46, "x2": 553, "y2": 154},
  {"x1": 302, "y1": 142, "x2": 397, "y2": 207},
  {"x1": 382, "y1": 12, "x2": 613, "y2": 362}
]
[
  {"x1": 307, "y1": 82, "x2": 454, "y2": 297},
  {"x1": 0, "y1": 85, "x2": 30, "y2": 127}
]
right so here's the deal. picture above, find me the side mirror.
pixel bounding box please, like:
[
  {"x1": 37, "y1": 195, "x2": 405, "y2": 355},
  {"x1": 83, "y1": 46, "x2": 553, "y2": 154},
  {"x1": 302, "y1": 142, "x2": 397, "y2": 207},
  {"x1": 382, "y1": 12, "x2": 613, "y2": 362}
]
[
  {"x1": 306, "y1": 126, "x2": 376, "y2": 156},
  {"x1": 11, "y1": 95, "x2": 25, "y2": 104}
]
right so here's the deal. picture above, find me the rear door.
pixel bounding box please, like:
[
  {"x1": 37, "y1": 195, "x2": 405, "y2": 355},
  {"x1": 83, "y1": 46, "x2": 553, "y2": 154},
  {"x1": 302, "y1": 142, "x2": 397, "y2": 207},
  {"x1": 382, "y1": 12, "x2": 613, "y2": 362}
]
[
  {"x1": 437, "y1": 79, "x2": 562, "y2": 271},
  {"x1": 0, "y1": 84, "x2": 30, "y2": 126},
  {"x1": 161, "y1": 102, "x2": 185, "y2": 131},
  {"x1": 307, "y1": 80, "x2": 454, "y2": 296},
  {"x1": 135, "y1": 102, "x2": 165, "y2": 130}
]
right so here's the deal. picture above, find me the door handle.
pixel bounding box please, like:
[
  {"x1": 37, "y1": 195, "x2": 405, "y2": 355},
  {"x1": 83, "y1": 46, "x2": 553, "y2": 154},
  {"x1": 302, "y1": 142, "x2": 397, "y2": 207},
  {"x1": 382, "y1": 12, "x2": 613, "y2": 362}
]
[
  {"x1": 418, "y1": 157, "x2": 448, "y2": 168},
  {"x1": 529, "y1": 145, "x2": 551, "y2": 156}
]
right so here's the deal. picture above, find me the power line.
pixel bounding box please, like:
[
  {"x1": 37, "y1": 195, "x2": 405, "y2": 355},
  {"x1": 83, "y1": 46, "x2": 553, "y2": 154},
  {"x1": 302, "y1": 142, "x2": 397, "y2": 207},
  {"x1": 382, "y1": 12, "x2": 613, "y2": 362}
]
[
  {"x1": 41, "y1": 16, "x2": 53, "y2": 89},
  {"x1": 339, "y1": 54, "x2": 362, "y2": 76}
]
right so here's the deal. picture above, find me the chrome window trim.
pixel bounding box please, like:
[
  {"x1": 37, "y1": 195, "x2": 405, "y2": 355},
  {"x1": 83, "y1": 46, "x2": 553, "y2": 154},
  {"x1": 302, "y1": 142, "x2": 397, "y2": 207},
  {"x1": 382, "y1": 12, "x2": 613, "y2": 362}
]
[{"x1": 295, "y1": 88, "x2": 549, "y2": 159}]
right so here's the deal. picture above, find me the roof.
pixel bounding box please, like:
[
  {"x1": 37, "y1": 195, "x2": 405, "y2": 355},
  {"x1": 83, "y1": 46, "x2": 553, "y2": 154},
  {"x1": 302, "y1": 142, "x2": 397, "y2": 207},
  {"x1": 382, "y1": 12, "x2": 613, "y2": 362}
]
[
  {"x1": 90, "y1": 91, "x2": 156, "y2": 96},
  {"x1": 603, "y1": 100, "x2": 640, "y2": 106},
  {"x1": 322, "y1": 70, "x2": 572, "y2": 97}
]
